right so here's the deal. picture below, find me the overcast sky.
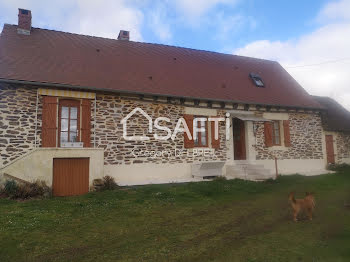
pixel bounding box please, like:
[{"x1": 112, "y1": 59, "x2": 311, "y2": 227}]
[{"x1": 0, "y1": 0, "x2": 349, "y2": 110}]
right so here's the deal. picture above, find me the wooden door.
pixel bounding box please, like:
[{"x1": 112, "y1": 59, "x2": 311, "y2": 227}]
[
  {"x1": 233, "y1": 118, "x2": 246, "y2": 160},
  {"x1": 325, "y1": 135, "x2": 335, "y2": 164},
  {"x1": 53, "y1": 158, "x2": 89, "y2": 196}
]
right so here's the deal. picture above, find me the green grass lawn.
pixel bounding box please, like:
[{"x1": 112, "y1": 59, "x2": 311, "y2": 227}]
[{"x1": 1, "y1": 168, "x2": 350, "y2": 262}]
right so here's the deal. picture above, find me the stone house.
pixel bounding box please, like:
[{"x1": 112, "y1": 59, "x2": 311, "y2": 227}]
[{"x1": 0, "y1": 9, "x2": 349, "y2": 195}]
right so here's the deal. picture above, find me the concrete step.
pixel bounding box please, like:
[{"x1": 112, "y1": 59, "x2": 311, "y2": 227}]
[
  {"x1": 225, "y1": 163, "x2": 274, "y2": 181},
  {"x1": 225, "y1": 166, "x2": 245, "y2": 176},
  {"x1": 226, "y1": 165, "x2": 270, "y2": 174},
  {"x1": 236, "y1": 164, "x2": 265, "y2": 169},
  {"x1": 191, "y1": 162, "x2": 226, "y2": 178}
]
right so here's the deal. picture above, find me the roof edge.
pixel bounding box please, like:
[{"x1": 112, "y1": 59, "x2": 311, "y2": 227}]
[
  {"x1": 0, "y1": 78, "x2": 324, "y2": 111},
  {"x1": 3, "y1": 24, "x2": 278, "y2": 64}
]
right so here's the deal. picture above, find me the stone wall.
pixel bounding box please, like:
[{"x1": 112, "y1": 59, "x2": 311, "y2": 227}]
[
  {"x1": 0, "y1": 84, "x2": 228, "y2": 168},
  {"x1": 1, "y1": 84, "x2": 328, "y2": 167},
  {"x1": 255, "y1": 113, "x2": 324, "y2": 160},
  {"x1": 94, "y1": 94, "x2": 228, "y2": 165},
  {"x1": 0, "y1": 83, "x2": 41, "y2": 167},
  {"x1": 336, "y1": 132, "x2": 350, "y2": 161}
]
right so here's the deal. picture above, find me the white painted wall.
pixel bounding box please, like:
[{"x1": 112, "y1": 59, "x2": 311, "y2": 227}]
[
  {"x1": 184, "y1": 107, "x2": 217, "y2": 116},
  {"x1": 256, "y1": 159, "x2": 328, "y2": 176},
  {"x1": 341, "y1": 158, "x2": 350, "y2": 164},
  {"x1": 104, "y1": 163, "x2": 200, "y2": 186},
  {"x1": 0, "y1": 148, "x2": 104, "y2": 186},
  {"x1": 263, "y1": 112, "x2": 289, "y2": 120}
]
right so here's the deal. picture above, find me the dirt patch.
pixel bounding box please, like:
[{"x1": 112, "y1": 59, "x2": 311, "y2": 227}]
[
  {"x1": 186, "y1": 213, "x2": 289, "y2": 262},
  {"x1": 173, "y1": 209, "x2": 265, "y2": 251}
]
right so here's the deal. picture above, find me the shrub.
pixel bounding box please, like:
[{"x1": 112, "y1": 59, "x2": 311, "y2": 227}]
[
  {"x1": 12, "y1": 183, "x2": 31, "y2": 199},
  {"x1": 264, "y1": 178, "x2": 277, "y2": 184},
  {"x1": 32, "y1": 180, "x2": 51, "y2": 197},
  {"x1": 2, "y1": 180, "x2": 51, "y2": 200},
  {"x1": 327, "y1": 163, "x2": 350, "y2": 172},
  {"x1": 4, "y1": 180, "x2": 18, "y2": 196},
  {"x1": 213, "y1": 176, "x2": 227, "y2": 181},
  {"x1": 100, "y1": 176, "x2": 118, "y2": 191}
]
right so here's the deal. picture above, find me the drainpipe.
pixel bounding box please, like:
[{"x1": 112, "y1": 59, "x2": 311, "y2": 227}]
[
  {"x1": 94, "y1": 95, "x2": 97, "y2": 148},
  {"x1": 34, "y1": 88, "x2": 39, "y2": 148},
  {"x1": 275, "y1": 157, "x2": 279, "y2": 179}
]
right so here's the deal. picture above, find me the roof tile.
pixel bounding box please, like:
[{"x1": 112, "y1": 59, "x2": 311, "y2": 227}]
[{"x1": 0, "y1": 24, "x2": 321, "y2": 109}]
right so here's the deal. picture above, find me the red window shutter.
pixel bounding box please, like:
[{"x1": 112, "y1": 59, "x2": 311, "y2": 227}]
[
  {"x1": 42, "y1": 96, "x2": 58, "y2": 147},
  {"x1": 183, "y1": 114, "x2": 194, "y2": 148},
  {"x1": 81, "y1": 99, "x2": 91, "y2": 147},
  {"x1": 211, "y1": 117, "x2": 220, "y2": 149},
  {"x1": 283, "y1": 120, "x2": 291, "y2": 147},
  {"x1": 264, "y1": 122, "x2": 273, "y2": 147}
]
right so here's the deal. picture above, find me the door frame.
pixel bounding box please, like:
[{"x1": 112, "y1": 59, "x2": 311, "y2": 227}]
[
  {"x1": 325, "y1": 134, "x2": 336, "y2": 164},
  {"x1": 232, "y1": 118, "x2": 247, "y2": 160}
]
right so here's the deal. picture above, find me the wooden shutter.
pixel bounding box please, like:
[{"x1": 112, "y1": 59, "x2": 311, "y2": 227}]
[
  {"x1": 183, "y1": 114, "x2": 194, "y2": 148},
  {"x1": 283, "y1": 120, "x2": 291, "y2": 147},
  {"x1": 42, "y1": 96, "x2": 58, "y2": 147},
  {"x1": 81, "y1": 99, "x2": 91, "y2": 147},
  {"x1": 211, "y1": 117, "x2": 220, "y2": 149},
  {"x1": 264, "y1": 122, "x2": 273, "y2": 147}
]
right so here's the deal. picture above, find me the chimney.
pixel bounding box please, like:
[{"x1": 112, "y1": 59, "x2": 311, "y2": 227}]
[
  {"x1": 17, "y1": 8, "x2": 32, "y2": 35},
  {"x1": 118, "y1": 30, "x2": 129, "y2": 41}
]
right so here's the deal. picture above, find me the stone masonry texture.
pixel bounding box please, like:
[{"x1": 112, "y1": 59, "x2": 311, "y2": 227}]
[
  {"x1": 0, "y1": 83, "x2": 41, "y2": 166},
  {"x1": 0, "y1": 83, "x2": 339, "y2": 167},
  {"x1": 255, "y1": 113, "x2": 324, "y2": 160},
  {"x1": 336, "y1": 132, "x2": 350, "y2": 161},
  {"x1": 94, "y1": 94, "x2": 228, "y2": 165},
  {"x1": 0, "y1": 84, "x2": 228, "y2": 166}
]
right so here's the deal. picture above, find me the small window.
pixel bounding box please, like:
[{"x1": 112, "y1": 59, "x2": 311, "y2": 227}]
[
  {"x1": 123, "y1": 31, "x2": 128, "y2": 36},
  {"x1": 272, "y1": 121, "x2": 281, "y2": 145},
  {"x1": 21, "y1": 9, "x2": 29, "y2": 15},
  {"x1": 58, "y1": 99, "x2": 80, "y2": 146},
  {"x1": 194, "y1": 116, "x2": 208, "y2": 147},
  {"x1": 250, "y1": 73, "x2": 264, "y2": 87}
]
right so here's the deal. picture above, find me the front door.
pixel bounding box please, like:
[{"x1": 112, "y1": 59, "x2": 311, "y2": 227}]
[
  {"x1": 325, "y1": 135, "x2": 335, "y2": 164},
  {"x1": 233, "y1": 118, "x2": 246, "y2": 160}
]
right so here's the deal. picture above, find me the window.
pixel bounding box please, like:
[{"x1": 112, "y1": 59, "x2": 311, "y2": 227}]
[
  {"x1": 249, "y1": 73, "x2": 264, "y2": 87},
  {"x1": 194, "y1": 117, "x2": 208, "y2": 147},
  {"x1": 272, "y1": 121, "x2": 281, "y2": 145},
  {"x1": 58, "y1": 99, "x2": 80, "y2": 146}
]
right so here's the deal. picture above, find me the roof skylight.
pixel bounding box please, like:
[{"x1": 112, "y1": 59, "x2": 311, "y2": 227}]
[{"x1": 249, "y1": 73, "x2": 265, "y2": 87}]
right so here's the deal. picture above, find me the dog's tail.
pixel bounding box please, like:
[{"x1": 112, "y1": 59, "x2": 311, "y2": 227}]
[{"x1": 289, "y1": 192, "x2": 296, "y2": 204}]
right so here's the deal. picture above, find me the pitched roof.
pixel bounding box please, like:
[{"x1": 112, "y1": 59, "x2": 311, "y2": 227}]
[
  {"x1": 312, "y1": 96, "x2": 350, "y2": 132},
  {"x1": 0, "y1": 24, "x2": 321, "y2": 109}
]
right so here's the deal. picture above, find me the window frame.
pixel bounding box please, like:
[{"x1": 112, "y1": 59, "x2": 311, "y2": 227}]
[
  {"x1": 58, "y1": 99, "x2": 81, "y2": 147},
  {"x1": 193, "y1": 116, "x2": 209, "y2": 148},
  {"x1": 249, "y1": 73, "x2": 265, "y2": 87},
  {"x1": 272, "y1": 120, "x2": 281, "y2": 146}
]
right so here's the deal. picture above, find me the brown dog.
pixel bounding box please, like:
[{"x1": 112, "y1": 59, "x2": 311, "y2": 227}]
[{"x1": 288, "y1": 192, "x2": 315, "y2": 222}]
